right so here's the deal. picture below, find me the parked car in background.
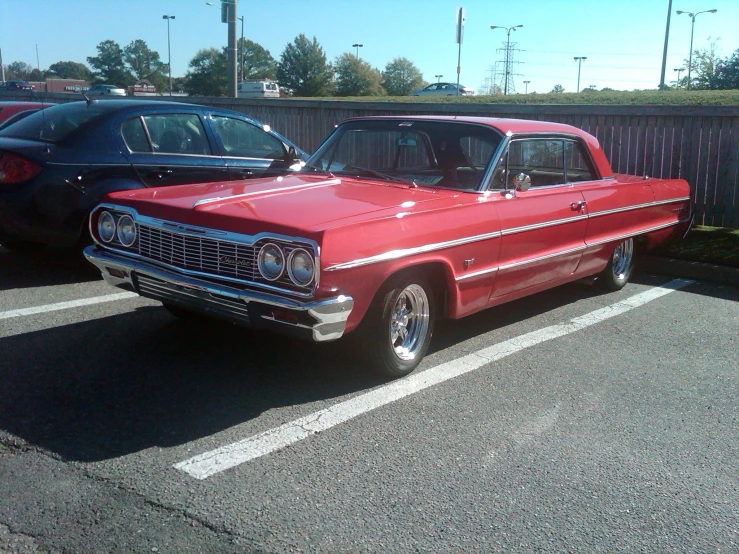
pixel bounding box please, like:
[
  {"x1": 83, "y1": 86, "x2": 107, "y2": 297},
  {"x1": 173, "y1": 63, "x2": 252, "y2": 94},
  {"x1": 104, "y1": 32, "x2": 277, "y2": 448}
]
[
  {"x1": 411, "y1": 82, "x2": 475, "y2": 96},
  {"x1": 84, "y1": 116, "x2": 692, "y2": 378},
  {"x1": 0, "y1": 80, "x2": 35, "y2": 91},
  {"x1": 237, "y1": 80, "x2": 280, "y2": 98},
  {"x1": 86, "y1": 84, "x2": 127, "y2": 97},
  {"x1": 0, "y1": 101, "x2": 55, "y2": 131},
  {"x1": 0, "y1": 99, "x2": 307, "y2": 251}
]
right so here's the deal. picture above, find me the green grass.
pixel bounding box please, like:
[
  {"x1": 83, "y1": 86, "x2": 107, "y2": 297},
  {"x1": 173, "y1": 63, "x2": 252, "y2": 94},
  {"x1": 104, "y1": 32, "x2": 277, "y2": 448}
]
[
  {"x1": 652, "y1": 225, "x2": 739, "y2": 268},
  {"x1": 312, "y1": 89, "x2": 739, "y2": 106}
]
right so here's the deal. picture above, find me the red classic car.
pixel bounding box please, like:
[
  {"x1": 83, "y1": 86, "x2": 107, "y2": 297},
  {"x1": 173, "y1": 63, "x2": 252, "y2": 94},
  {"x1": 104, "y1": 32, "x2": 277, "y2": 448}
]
[{"x1": 84, "y1": 116, "x2": 692, "y2": 378}]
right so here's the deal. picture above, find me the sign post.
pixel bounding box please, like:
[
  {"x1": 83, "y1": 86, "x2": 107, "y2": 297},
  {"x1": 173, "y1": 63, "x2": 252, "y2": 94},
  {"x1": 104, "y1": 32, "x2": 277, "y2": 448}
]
[{"x1": 455, "y1": 7, "x2": 465, "y2": 97}]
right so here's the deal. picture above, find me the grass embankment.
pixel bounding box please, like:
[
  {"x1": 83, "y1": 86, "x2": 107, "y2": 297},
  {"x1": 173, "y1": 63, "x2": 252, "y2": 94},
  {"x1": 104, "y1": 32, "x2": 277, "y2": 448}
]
[
  {"x1": 652, "y1": 225, "x2": 739, "y2": 268},
  {"x1": 312, "y1": 90, "x2": 739, "y2": 106}
]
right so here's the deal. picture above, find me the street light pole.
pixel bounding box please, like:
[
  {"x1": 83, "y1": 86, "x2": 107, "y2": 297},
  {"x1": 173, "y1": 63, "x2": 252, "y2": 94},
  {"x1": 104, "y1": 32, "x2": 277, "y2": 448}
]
[
  {"x1": 573, "y1": 56, "x2": 587, "y2": 93},
  {"x1": 523, "y1": 80, "x2": 530, "y2": 94},
  {"x1": 435, "y1": 74, "x2": 443, "y2": 83},
  {"x1": 162, "y1": 15, "x2": 175, "y2": 96},
  {"x1": 674, "y1": 67, "x2": 685, "y2": 86},
  {"x1": 238, "y1": 15, "x2": 244, "y2": 83},
  {"x1": 659, "y1": 0, "x2": 673, "y2": 89},
  {"x1": 676, "y1": 9, "x2": 717, "y2": 90},
  {"x1": 352, "y1": 43, "x2": 363, "y2": 58},
  {"x1": 490, "y1": 25, "x2": 522, "y2": 95}
]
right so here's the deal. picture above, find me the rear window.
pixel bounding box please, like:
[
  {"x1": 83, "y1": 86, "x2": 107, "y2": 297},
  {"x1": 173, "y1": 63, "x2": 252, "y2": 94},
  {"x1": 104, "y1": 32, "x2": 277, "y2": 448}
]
[{"x1": 0, "y1": 102, "x2": 109, "y2": 142}]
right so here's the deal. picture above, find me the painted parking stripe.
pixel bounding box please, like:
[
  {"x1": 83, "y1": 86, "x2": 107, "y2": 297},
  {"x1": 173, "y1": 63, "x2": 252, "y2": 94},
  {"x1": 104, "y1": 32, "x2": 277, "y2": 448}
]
[
  {"x1": 0, "y1": 292, "x2": 138, "y2": 320},
  {"x1": 175, "y1": 279, "x2": 693, "y2": 480}
]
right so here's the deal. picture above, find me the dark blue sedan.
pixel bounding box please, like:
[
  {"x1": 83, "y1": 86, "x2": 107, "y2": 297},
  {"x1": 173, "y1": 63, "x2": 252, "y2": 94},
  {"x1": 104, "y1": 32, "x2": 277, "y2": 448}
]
[{"x1": 0, "y1": 99, "x2": 307, "y2": 251}]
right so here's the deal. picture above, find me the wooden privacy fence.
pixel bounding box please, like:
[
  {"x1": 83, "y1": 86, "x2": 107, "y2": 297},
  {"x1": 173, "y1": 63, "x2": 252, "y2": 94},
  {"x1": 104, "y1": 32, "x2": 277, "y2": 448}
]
[{"x1": 4, "y1": 92, "x2": 739, "y2": 228}]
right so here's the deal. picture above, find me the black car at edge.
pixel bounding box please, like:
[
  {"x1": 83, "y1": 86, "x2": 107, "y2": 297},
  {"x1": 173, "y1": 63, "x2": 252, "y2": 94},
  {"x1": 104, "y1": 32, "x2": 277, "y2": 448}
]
[{"x1": 0, "y1": 99, "x2": 307, "y2": 251}]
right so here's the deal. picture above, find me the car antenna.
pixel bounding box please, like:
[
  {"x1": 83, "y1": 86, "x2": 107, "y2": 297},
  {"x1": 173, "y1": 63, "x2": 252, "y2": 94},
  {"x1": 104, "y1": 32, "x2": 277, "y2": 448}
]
[{"x1": 82, "y1": 93, "x2": 96, "y2": 105}]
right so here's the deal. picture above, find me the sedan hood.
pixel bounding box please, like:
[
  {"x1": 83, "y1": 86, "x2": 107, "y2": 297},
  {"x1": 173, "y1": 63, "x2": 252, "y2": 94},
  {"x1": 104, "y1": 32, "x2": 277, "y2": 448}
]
[{"x1": 107, "y1": 173, "x2": 460, "y2": 236}]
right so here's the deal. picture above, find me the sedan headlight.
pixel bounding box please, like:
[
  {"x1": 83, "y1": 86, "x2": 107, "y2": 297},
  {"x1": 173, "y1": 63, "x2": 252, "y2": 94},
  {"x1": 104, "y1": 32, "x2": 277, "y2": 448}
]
[
  {"x1": 116, "y1": 214, "x2": 136, "y2": 247},
  {"x1": 288, "y1": 248, "x2": 314, "y2": 286},
  {"x1": 258, "y1": 243, "x2": 285, "y2": 281},
  {"x1": 98, "y1": 211, "x2": 116, "y2": 243}
]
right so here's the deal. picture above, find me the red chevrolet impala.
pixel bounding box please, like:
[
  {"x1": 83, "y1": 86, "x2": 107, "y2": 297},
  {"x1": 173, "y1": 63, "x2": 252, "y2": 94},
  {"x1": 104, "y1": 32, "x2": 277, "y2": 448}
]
[{"x1": 85, "y1": 116, "x2": 692, "y2": 377}]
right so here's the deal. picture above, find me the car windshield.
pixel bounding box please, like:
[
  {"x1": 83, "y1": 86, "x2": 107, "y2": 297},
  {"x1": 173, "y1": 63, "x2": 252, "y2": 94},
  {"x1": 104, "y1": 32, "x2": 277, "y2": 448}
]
[
  {"x1": 0, "y1": 102, "x2": 109, "y2": 142},
  {"x1": 307, "y1": 119, "x2": 503, "y2": 191}
]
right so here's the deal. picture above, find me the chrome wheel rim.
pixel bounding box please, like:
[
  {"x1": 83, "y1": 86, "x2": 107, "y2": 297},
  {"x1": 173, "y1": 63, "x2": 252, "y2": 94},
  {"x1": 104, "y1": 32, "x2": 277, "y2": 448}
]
[
  {"x1": 612, "y1": 238, "x2": 634, "y2": 280},
  {"x1": 389, "y1": 284, "x2": 430, "y2": 361}
]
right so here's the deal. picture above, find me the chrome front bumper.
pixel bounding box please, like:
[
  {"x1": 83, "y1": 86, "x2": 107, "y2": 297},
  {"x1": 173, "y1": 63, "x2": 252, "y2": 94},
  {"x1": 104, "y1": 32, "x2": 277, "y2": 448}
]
[{"x1": 84, "y1": 246, "x2": 354, "y2": 342}]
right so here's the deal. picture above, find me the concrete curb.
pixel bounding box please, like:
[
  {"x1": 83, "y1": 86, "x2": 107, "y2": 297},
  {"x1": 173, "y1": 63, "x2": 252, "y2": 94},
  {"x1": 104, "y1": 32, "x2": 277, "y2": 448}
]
[{"x1": 639, "y1": 255, "x2": 739, "y2": 288}]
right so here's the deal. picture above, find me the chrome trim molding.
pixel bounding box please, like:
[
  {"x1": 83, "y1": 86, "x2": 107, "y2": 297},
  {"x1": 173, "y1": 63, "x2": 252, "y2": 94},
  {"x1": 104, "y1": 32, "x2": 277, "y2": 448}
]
[
  {"x1": 588, "y1": 196, "x2": 691, "y2": 219},
  {"x1": 192, "y1": 178, "x2": 341, "y2": 208},
  {"x1": 497, "y1": 245, "x2": 587, "y2": 271},
  {"x1": 585, "y1": 217, "x2": 691, "y2": 248},
  {"x1": 501, "y1": 214, "x2": 588, "y2": 236},
  {"x1": 456, "y1": 265, "x2": 499, "y2": 281},
  {"x1": 84, "y1": 246, "x2": 353, "y2": 342},
  {"x1": 323, "y1": 231, "x2": 502, "y2": 272}
]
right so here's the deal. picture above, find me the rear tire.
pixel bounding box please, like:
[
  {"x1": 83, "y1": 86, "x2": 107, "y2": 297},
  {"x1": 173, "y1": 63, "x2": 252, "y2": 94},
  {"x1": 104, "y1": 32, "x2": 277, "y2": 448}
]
[
  {"x1": 599, "y1": 238, "x2": 634, "y2": 291},
  {"x1": 359, "y1": 274, "x2": 435, "y2": 378}
]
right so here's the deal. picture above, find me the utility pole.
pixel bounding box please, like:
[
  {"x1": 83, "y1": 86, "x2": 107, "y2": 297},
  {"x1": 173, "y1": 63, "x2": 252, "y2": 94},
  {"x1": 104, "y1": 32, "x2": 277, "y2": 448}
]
[
  {"x1": 490, "y1": 25, "x2": 523, "y2": 95},
  {"x1": 676, "y1": 9, "x2": 717, "y2": 90},
  {"x1": 659, "y1": 0, "x2": 673, "y2": 89},
  {"x1": 162, "y1": 15, "x2": 175, "y2": 96},
  {"x1": 226, "y1": 0, "x2": 238, "y2": 97},
  {"x1": 574, "y1": 56, "x2": 587, "y2": 92},
  {"x1": 435, "y1": 74, "x2": 443, "y2": 83}
]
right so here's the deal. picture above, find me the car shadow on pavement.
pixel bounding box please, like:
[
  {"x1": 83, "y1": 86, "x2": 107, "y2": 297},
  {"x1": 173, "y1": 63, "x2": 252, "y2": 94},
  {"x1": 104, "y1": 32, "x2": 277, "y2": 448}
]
[
  {"x1": 0, "y1": 274, "x2": 720, "y2": 464},
  {"x1": 0, "y1": 246, "x2": 101, "y2": 291}
]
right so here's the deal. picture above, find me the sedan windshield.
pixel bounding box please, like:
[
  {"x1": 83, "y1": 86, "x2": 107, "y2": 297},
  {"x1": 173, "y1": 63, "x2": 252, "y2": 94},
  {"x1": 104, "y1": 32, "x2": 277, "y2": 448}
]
[
  {"x1": 307, "y1": 119, "x2": 503, "y2": 191},
  {"x1": 0, "y1": 102, "x2": 109, "y2": 142}
]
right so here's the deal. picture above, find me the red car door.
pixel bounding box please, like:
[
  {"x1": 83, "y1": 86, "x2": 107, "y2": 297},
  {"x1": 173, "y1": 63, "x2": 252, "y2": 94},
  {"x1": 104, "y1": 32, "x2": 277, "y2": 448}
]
[{"x1": 489, "y1": 138, "x2": 588, "y2": 298}]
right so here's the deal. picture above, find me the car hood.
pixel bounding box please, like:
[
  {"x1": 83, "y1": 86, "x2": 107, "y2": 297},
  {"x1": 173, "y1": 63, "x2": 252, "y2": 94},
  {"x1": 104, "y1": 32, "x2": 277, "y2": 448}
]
[{"x1": 107, "y1": 173, "x2": 462, "y2": 236}]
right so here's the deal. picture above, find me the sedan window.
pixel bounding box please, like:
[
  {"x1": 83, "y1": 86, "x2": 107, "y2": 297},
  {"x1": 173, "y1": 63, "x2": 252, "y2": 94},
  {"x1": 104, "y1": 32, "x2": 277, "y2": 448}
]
[
  {"x1": 211, "y1": 116, "x2": 286, "y2": 159},
  {"x1": 142, "y1": 114, "x2": 211, "y2": 155},
  {"x1": 121, "y1": 117, "x2": 151, "y2": 153},
  {"x1": 565, "y1": 141, "x2": 599, "y2": 182},
  {"x1": 493, "y1": 139, "x2": 565, "y2": 190}
]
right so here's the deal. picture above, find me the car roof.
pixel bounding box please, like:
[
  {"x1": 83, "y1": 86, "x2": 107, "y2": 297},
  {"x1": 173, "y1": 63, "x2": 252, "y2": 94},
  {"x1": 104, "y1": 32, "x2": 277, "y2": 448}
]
[
  {"x1": 343, "y1": 115, "x2": 591, "y2": 139},
  {"x1": 0, "y1": 101, "x2": 48, "y2": 108}
]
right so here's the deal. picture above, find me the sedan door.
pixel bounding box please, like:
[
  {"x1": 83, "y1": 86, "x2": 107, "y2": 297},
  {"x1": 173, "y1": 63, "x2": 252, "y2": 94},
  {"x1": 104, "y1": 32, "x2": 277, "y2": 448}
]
[
  {"x1": 489, "y1": 138, "x2": 588, "y2": 298},
  {"x1": 207, "y1": 114, "x2": 294, "y2": 180},
  {"x1": 121, "y1": 112, "x2": 229, "y2": 187}
]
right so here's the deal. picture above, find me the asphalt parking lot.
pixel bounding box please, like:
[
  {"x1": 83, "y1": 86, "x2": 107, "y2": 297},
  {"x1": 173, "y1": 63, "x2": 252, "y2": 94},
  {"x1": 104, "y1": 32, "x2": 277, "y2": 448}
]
[{"x1": 1, "y1": 246, "x2": 737, "y2": 553}]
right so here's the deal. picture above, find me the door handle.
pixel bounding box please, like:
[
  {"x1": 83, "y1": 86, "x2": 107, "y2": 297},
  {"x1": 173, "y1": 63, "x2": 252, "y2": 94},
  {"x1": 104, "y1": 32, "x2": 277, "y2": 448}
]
[
  {"x1": 147, "y1": 168, "x2": 173, "y2": 179},
  {"x1": 235, "y1": 169, "x2": 254, "y2": 178},
  {"x1": 571, "y1": 200, "x2": 587, "y2": 211}
]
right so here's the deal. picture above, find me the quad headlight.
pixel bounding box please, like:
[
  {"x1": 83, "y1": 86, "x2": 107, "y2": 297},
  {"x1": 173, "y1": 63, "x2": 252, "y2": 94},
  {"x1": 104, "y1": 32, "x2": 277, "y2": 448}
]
[
  {"x1": 258, "y1": 243, "x2": 285, "y2": 281},
  {"x1": 98, "y1": 211, "x2": 116, "y2": 243},
  {"x1": 116, "y1": 214, "x2": 137, "y2": 247},
  {"x1": 288, "y1": 248, "x2": 315, "y2": 286}
]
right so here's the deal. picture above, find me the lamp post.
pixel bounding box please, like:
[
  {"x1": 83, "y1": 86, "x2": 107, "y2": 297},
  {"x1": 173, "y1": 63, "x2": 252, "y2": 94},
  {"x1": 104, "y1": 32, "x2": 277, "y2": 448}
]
[
  {"x1": 435, "y1": 74, "x2": 443, "y2": 83},
  {"x1": 673, "y1": 67, "x2": 685, "y2": 87},
  {"x1": 676, "y1": 9, "x2": 717, "y2": 90},
  {"x1": 490, "y1": 25, "x2": 522, "y2": 95},
  {"x1": 573, "y1": 56, "x2": 587, "y2": 93},
  {"x1": 162, "y1": 15, "x2": 175, "y2": 96},
  {"x1": 352, "y1": 43, "x2": 363, "y2": 58},
  {"x1": 659, "y1": 0, "x2": 673, "y2": 89},
  {"x1": 523, "y1": 80, "x2": 530, "y2": 94}
]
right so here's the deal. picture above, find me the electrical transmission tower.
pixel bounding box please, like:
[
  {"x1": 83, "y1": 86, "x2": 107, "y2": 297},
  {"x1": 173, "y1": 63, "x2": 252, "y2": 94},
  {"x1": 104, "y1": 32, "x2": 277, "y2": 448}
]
[{"x1": 494, "y1": 41, "x2": 523, "y2": 94}]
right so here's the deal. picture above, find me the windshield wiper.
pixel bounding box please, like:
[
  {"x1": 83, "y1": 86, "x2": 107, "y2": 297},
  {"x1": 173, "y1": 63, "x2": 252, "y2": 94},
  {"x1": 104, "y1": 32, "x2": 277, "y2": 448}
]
[
  {"x1": 299, "y1": 163, "x2": 334, "y2": 177},
  {"x1": 341, "y1": 166, "x2": 417, "y2": 188}
]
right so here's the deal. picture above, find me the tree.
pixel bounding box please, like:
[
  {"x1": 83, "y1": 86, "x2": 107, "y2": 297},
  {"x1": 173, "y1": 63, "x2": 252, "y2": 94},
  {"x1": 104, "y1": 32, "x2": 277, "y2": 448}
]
[
  {"x1": 277, "y1": 34, "x2": 334, "y2": 97},
  {"x1": 239, "y1": 39, "x2": 278, "y2": 81},
  {"x1": 46, "y1": 61, "x2": 94, "y2": 81},
  {"x1": 684, "y1": 40, "x2": 722, "y2": 89},
  {"x1": 551, "y1": 84, "x2": 565, "y2": 93},
  {"x1": 381, "y1": 57, "x2": 424, "y2": 96},
  {"x1": 124, "y1": 39, "x2": 167, "y2": 91},
  {"x1": 87, "y1": 40, "x2": 134, "y2": 87},
  {"x1": 184, "y1": 47, "x2": 227, "y2": 96},
  {"x1": 711, "y1": 48, "x2": 739, "y2": 90},
  {"x1": 334, "y1": 53, "x2": 385, "y2": 97},
  {"x1": 5, "y1": 61, "x2": 34, "y2": 80}
]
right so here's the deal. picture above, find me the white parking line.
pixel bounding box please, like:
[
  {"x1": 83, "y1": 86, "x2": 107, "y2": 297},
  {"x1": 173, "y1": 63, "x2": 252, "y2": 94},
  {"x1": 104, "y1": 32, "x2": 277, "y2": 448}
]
[
  {"x1": 175, "y1": 278, "x2": 693, "y2": 480},
  {"x1": 0, "y1": 292, "x2": 138, "y2": 320}
]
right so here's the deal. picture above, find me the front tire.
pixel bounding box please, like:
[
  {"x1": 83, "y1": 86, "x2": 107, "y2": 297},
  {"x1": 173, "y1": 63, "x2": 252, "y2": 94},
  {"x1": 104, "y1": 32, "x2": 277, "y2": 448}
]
[
  {"x1": 599, "y1": 238, "x2": 634, "y2": 290},
  {"x1": 360, "y1": 275, "x2": 435, "y2": 378}
]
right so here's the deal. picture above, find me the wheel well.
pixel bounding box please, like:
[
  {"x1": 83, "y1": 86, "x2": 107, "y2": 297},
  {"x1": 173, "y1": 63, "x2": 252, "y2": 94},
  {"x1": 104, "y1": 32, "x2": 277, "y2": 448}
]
[{"x1": 377, "y1": 262, "x2": 452, "y2": 319}]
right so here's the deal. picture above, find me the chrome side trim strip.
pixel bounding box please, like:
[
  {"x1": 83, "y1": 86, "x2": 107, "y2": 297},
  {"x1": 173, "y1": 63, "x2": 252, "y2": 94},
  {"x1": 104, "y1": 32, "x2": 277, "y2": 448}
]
[
  {"x1": 585, "y1": 217, "x2": 690, "y2": 248},
  {"x1": 323, "y1": 231, "x2": 502, "y2": 272},
  {"x1": 497, "y1": 245, "x2": 587, "y2": 271},
  {"x1": 588, "y1": 196, "x2": 691, "y2": 218},
  {"x1": 456, "y1": 266, "x2": 499, "y2": 281},
  {"x1": 501, "y1": 214, "x2": 588, "y2": 236},
  {"x1": 192, "y1": 178, "x2": 342, "y2": 207}
]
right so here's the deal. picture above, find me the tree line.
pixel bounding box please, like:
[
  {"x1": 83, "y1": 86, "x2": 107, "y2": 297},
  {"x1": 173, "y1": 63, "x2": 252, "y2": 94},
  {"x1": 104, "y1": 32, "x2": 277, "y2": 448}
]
[{"x1": 4, "y1": 35, "x2": 737, "y2": 96}]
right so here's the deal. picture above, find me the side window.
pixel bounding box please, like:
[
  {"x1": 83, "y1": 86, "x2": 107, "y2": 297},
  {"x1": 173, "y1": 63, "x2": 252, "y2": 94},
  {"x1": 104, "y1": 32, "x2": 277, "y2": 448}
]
[
  {"x1": 565, "y1": 141, "x2": 599, "y2": 182},
  {"x1": 516, "y1": 139, "x2": 565, "y2": 187},
  {"x1": 121, "y1": 117, "x2": 151, "y2": 153},
  {"x1": 460, "y1": 136, "x2": 496, "y2": 168},
  {"x1": 141, "y1": 113, "x2": 211, "y2": 155},
  {"x1": 211, "y1": 116, "x2": 286, "y2": 159}
]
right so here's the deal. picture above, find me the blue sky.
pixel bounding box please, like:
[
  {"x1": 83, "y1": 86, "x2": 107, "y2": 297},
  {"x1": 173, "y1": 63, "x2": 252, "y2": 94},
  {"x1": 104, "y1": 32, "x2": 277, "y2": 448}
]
[{"x1": 2, "y1": 0, "x2": 738, "y2": 93}]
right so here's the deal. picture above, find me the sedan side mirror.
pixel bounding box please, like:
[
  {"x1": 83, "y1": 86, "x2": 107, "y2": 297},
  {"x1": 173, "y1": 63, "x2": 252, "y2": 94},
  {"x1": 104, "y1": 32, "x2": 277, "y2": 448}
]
[{"x1": 514, "y1": 173, "x2": 531, "y2": 192}]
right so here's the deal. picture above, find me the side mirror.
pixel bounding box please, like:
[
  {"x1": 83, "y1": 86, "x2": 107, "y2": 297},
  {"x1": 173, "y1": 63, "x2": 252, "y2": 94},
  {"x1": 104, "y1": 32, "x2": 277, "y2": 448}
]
[{"x1": 513, "y1": 173, "x2": 531, "y2": 192}]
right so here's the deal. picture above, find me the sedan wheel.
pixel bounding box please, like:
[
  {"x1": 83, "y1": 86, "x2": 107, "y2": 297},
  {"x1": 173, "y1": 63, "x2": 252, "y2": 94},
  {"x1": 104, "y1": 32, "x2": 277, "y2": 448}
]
[
  {"x1": 361, "y1": 275, "x2": 435, "y2": 378},
  {"x1": 600, "y1": 237, "x2": 634, "y2": 290}
]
